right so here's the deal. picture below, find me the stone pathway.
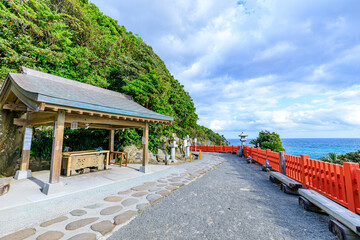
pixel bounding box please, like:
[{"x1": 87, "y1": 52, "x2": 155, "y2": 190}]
[
  {"x1": 0, "y1": 156, "x2": 225, "y2": 240},
  {"x1": 109, "y1": 153, "x2": 336, "y2": 240}
]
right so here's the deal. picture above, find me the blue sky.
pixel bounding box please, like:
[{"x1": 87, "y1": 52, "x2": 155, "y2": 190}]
[{"x1": 91, "y1": 0, "x2": 360, "y2": 139}]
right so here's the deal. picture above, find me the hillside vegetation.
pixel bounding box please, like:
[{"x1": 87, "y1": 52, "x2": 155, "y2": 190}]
[{"x1": 0, "y1": 0, "x2": 225, "y2": 160}]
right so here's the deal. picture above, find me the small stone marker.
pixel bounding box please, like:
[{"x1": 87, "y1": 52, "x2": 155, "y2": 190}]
[
  {"x1": 104, "y1": 196, "x2": 123, "y2": 202},
  {"x1": 114, "y1": 210, "x2": 137, "y2": 225},
  {"x1": 121, "y1": 198, "x2": 139, "y2": 207},
  {"x1": 131, "y1": 185, "x2": 150, "y2": 191},
  {"x1": 70, "y1": 209, "x2": 87, "y2": 216},
  {"x1": 100, "y1": 206, "x2": 123, "y2": 215},
  {"x1": 165, "y1": 186, "x2": 178, "y2": 191},
  {"x1": 36, "y1": 231, "x2": 64, "y2": 240},
  {"x1": 148, "y1": 187, "x2": 162, "y2": 192},
  {"x1": 0, "y1": 228, "x2": 36, "y2": 240},
  {"x1": 132, "y1": 192, "x2": 148, "y2": 197},
  {"x1": 169, "y1": 177, "x2": 182, "y2": 182},
  {"x1": 90, "y1": 220, "x2": 115, "y2": 235},
  {"x1": 84, "y1": 203, "x2": 103, "y2": 209},
  {"x1": 65, "y1": 217, "x2": 99, "y2": 230},
  {"x1": 156, "y1": 190, "x2": 170, "y2": 196},
  {"x1": 136, "y1": 203, "x2": 151, "y2": 211},
  {"x1": 68, "y1": 233, "x2": 96, "y2": 240},
  {"x1": 146, "y1": 194, "x2": 162, "y2": 204},
  {"x1": 143, "y1": 181, "x2": 157, "y2": 186},
  {"x1": 40, "y1": 216, "x2": 68, "y2": 227},
  {"x1": 170, "y1": 182, "x2": 184, "y2": 187},
  {"x1": 118, "y1": 190, "x2": 132, "y2": 195}
]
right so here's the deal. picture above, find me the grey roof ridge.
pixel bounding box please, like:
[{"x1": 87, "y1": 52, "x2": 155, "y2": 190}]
[
  {"x1": 8, "y1": 69, "x2": 174, "y2": 121},
  {"x1": 20, "y1": 66, "x2": 133, "y2": 100}
]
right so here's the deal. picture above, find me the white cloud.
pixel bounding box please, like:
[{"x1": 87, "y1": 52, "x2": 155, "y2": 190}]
[{"x1": 91, "y1": 0, "x2": 360, "y2": 138}]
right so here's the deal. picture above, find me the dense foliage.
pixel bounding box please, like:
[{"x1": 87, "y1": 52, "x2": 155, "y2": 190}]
[
  {"x1": 0, "y1": 0, "x2": 225, "y2": 159},
  {"x1": 319, "y1": 151, "x2": 360, "y2": 165},
  {"x1": 250, "y1": 130, "x2": 285, "y2": 152}
]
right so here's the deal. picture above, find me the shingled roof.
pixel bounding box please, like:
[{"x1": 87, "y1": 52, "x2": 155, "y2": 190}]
[{"x1": 0, "y1": 67, "x2": 173, "y2": 122}]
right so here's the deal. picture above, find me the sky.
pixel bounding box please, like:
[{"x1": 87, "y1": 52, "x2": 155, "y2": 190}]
[{"x1": 91, "y1": 0, "x2": 360, "y2": 139}]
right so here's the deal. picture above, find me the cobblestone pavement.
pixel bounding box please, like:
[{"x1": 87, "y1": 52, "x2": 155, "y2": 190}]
[
  {"x1": 0, "y1": 154, "x2": 224, "y2": 240},
  {"x1": 109, "y1": 153, "x2": 336, "y2": 240}
]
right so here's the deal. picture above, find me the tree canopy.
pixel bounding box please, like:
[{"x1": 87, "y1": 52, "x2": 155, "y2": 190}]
[
  {"x1": 250, "y1": 130, "x2": 285, "y2": 152},
  {"x1": 0, "y1": 0, "x2": 226, "y2": 159}
]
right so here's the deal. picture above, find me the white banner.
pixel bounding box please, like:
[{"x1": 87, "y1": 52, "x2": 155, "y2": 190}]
[{"x1": 23, "y1": 128, "x2": 33, "y2": 150}]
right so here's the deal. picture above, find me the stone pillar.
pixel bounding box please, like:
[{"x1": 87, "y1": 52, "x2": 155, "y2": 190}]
[
  {"x1": 14, "y1": 126, "x2": 33, "y2": 180},
  {"x1": 183, "y1": 138, "x2": 188, "y2": 157},
  {"x1": 140, "y1": 122, "x2": 149, "y2": 173},
  {"x1": 42, "y1": 110, "x2": 65, "y2": 195},
  {"x1": 280, "y1": 151, "x2": 286, "y2": 175},
  {"x1": 169, "y1": 139, "x2": 178, "y2": 162}
]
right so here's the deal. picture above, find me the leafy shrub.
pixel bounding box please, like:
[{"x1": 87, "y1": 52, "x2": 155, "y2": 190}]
[{"x1": 250, "y1": 130, "x2": 285, "y2": 152}]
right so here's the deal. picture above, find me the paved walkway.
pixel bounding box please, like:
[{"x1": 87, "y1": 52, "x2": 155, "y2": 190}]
[
  {"x1": 0, "y1": 154, "x2": 224, "y2": 240},
  {"x1": 109, "y1": 153, "x2": 336, "y2": 240}
]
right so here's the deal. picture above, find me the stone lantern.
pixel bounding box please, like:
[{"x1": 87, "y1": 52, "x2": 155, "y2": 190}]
[
  {"x1": 238, "y1": 132, "x2": 248, "y2": 157},
  {"x1": 183, "y1": 135, "x2": 191, "y2": 158},
  {"x1": 167, "y1": 134, "x2": 179, "y2": 162},
  {"x1": 239, "y1": 132, "x2": 248, "y2": 147}
]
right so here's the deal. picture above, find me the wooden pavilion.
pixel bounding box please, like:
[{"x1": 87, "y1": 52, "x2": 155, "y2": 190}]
[{"x1": 0, "y1": 67, "x2": 173, "y2": 194}]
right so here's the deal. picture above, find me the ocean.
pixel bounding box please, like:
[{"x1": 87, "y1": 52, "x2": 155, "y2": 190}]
[{"x1": 226, "y1": 138, "x2": 360, "y2": 160}]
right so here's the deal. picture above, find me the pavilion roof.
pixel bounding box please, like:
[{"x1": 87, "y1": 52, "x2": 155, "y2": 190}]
[{"x1": 0, "y1": 67, "x2": 173, "y2": 122}]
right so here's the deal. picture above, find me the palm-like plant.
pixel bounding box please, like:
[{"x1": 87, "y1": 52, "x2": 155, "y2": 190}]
[{"x1": 327, "y1": 152, "x2": 338, "y2": 163}]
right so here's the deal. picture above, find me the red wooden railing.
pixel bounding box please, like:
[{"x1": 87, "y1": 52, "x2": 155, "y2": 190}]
[
  {"x1": 242, "y1": 145, "x2": 360, "y2": 214},
  {"x1": 190, "y1": 145, "x2": 240, "y2": 153}
]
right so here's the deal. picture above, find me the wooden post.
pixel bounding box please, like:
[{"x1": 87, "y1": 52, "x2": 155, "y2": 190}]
[
  {"x1": 109, "y1": 130, "x2": 114, "y2": 162},
  {"x1": 105, "y1": 151, "x2": 109, "y2": 170},
  {"x1": 142, "y1": 122, "x2": 149, "y2": 167},
  {"x1": 300, "y1": 155, "x2": 309, "y2": 187},
  {"x1": 280, "y1": 151, "x2": 286, "y2": 175},
  {"x1": 20, "y1": 127, "x2": 33, "y2": 171},
  {"x1": 49, "y1": 110, "x2": 65, "y2": 184},
  {"x1": 66, "y1": 156, "x2": 71, "y2": 177},
  {"x1": 343, "y1": 162, "x2": 359, "y2": 213}
]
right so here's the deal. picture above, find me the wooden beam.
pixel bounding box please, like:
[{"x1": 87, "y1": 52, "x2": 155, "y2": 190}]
[
  {"x1": 13, "y1": 118, "x2": 27, "y2": 126},
  {"x1": 142, "y1": 122, "x2": 149, "y2": 167},
  {"x1": 43, "y1": 103, "x2": 172, "y2": 124},
  {"x1": 65, "y1": 114, "x2": 146, "y2": 128},
  {"x1": 49, "y1": 110, "x2": 65, "y2": 184},
  {"x1": 109, "y1": 130, "x2": 114, "y2": 161},
  {"x1": 3, "y1": 103, "x2": 27, "y2": 111},
  {"x1": 29, "y1": 113, "x2": 57, "y2": 126}
]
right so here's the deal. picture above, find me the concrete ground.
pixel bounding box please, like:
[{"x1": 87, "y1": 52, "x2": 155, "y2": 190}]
[
  {"x1": 0, "y1": 164, "x2": 170, "y2": 211},
  {"x1": 109, "y1": 153, "x2": 336, "y2": 240},
  {"x1": 0, "y1": 153, "x2": 223, "y2": 239}
]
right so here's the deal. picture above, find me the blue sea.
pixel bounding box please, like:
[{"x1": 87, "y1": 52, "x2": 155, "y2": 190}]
[{"x1": 227, "y1": 138, "x2": 360, "y2": 160}]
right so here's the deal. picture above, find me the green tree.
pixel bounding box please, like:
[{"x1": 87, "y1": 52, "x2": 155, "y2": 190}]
[
  {"x1": 250, "y1": 130, "x2": 284, "y2": 152},
  {"x1": 0, "y1": 0, "x2": 226, "y2": 163}
]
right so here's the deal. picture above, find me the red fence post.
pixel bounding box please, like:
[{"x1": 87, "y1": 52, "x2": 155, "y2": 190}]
[
  {"x1": 300, "y1": 155, "x2": 309, "y2": 186},
  {"x1": 343, "y1": 162, "x2": 359, "y2": 213}
]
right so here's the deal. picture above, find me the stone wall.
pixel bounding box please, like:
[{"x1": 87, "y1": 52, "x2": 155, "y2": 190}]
[{"x1": 0, "y1": 110, "x2": 23, "y2": 177}]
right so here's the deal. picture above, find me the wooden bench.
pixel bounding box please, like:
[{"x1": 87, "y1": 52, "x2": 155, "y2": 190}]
[
  {"x1": 269, "y1": 171, "x2": 302, "y2": 195},
  {"x1": 299, "y1": 189, "x2": 360, "y2": 238},
  {"x1": 111, "y1": 151, "x2": 128, "y2": 167}
]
